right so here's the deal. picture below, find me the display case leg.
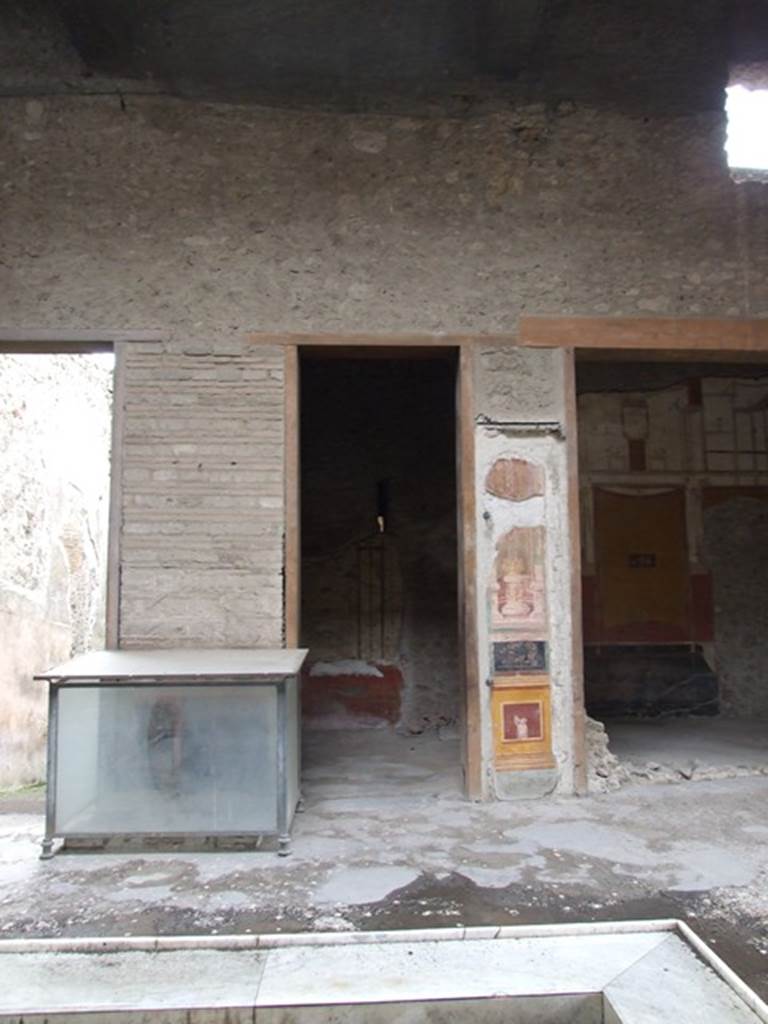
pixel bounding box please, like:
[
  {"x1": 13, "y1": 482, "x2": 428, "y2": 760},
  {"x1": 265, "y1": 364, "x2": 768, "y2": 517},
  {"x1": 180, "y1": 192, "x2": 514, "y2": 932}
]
[
  {"x1": 296, "y1": 793, "x2": 306, "y2": 813},
  {"x1": 278, "y1": 833, "x2": 292, "y2": 857},
  {"x1": 40, "y1": 837, "x2": 55, "y2": 860}
]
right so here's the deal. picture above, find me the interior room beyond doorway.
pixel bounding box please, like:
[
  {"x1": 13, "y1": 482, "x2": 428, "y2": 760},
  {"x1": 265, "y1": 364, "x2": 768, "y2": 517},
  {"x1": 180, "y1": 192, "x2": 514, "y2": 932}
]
[
  {"x1": 577, "y1": 353, "x2": 768, "y2": 786},
  {"x1": 299, "y1": 347, "x2": 461, "y2": 788}
]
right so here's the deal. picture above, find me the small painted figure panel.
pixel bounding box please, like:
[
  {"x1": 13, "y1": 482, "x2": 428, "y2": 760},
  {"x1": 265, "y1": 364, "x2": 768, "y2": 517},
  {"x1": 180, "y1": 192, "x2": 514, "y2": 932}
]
[{"x1": 502, "y1": 701, "x2": 543, "y2": 742}]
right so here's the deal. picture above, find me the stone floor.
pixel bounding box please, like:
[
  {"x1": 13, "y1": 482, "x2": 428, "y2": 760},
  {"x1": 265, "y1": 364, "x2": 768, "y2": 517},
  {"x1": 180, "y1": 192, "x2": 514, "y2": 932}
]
[
  {"x1": 606, "y1": 717, "x2": 768, "y2": 780},
  {"x1": 1, "y1": 726, "x2": 767, "y2": 1000}
]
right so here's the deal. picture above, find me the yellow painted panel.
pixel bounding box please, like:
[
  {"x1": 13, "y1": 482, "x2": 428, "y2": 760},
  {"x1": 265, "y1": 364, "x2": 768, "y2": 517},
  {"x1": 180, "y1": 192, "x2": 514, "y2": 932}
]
[
  {"x1": 492, "y1": 682, "x2": 554, "y2": 770},
  {"x1": 594, "y1": 488, "x2": 689, "y2": 638}
]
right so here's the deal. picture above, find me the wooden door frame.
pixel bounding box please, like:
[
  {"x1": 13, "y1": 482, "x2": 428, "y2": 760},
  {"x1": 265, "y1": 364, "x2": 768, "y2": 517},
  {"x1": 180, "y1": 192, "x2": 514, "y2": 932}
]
[{"x1": 279, "y1": 337, "x2": 483, "y2": 799}]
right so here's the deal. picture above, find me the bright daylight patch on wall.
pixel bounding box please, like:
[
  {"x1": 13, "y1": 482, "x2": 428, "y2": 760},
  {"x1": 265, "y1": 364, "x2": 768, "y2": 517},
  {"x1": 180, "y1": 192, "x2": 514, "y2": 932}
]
[{"x1": 725, "y1": 84, "x2": 768, "y2": 178}]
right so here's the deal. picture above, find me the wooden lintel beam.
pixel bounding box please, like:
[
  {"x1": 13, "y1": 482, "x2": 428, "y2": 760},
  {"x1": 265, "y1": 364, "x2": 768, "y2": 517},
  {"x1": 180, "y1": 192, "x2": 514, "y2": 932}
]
[
  {"x1": 0, "y1": 329, "x2": 165, "y2": 351},
  {"x1": 0, "y1": 342, "x2": 117, "y2": 354},
  {"x1": 519, "y1": 317, "x2": 768, "y2": 351},
  {"x1": 245, "y1": 331, "x2": 518, "y2": 347}
]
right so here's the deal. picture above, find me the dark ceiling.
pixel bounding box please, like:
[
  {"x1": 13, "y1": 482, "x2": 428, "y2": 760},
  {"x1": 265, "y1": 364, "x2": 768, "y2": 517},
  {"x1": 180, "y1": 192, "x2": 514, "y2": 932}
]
[{"x1": 12, "y1": 0, "x2": 768, "y2": 113}]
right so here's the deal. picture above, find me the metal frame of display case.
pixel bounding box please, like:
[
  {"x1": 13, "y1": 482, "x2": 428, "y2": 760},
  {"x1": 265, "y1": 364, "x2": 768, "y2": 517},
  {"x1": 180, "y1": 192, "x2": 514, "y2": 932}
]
[{"x1": 35, "y1": 649, "x2": 307, "y2": 859}]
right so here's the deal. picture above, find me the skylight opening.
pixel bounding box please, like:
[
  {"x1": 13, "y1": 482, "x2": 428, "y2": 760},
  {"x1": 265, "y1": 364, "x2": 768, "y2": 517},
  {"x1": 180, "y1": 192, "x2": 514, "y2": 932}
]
[{"x1": 725, "y1": 83, "x2": 768, "y2": 180}]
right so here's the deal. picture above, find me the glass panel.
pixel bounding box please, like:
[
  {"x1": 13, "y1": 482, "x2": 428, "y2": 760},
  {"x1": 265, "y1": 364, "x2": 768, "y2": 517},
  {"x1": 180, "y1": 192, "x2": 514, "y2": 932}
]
[
  {"x1": 53, "y1": 687, "x2": 102, "y2": 823},
  {"x1": 55, "y1": 685, "x2": 278, "y2": 834},
  {"x1": 285, "y1": 676, "x2": 300, "y2": 822}
]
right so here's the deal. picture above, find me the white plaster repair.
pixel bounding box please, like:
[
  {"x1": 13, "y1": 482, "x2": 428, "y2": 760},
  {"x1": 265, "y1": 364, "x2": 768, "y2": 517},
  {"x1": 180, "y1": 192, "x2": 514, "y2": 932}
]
[{"x1": 310, "y1": 661, "x2": 384, "y2": 678}]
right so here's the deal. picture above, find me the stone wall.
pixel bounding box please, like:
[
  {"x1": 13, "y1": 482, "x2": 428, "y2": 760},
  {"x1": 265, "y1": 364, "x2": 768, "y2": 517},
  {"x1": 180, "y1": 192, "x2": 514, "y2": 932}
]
[
  {"x1": 703, "y1": 497, "x2": 768, "y2": 718},
  {"x1": 2, "y1": 96, "x2": 766, "y2": 338},
  {"x1": 119, "y1": 341, "x2": 285, "y2": 648},
  {"x1": 0, "y1": 354, "x2": 112, "y2": 788}
]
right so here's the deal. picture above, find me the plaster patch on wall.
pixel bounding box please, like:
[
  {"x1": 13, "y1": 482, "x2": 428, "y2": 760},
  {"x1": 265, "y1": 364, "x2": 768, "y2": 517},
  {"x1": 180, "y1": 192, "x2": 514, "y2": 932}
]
[
  {"x1": 485, "y1": 458, "x2": 545, "y2": 502},
  {"x1": 483, "y1": 492, "x2": 545, "y2": 528},
  {"x1": 310, "y1": 660, "x2": 384, "y2": 678}
]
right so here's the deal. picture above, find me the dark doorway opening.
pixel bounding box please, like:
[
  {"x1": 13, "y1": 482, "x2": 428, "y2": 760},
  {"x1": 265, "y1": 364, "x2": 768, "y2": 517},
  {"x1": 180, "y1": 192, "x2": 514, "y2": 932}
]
[{"x1": 298, "y1": 347, "x2": 461, "y2": 786}]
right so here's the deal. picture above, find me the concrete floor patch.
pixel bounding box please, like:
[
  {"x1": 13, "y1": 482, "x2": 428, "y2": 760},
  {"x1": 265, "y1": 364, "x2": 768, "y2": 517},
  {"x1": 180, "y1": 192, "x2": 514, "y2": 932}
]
[{"x1": 314, "y1": 866, "x2": 421, "y2": 906}]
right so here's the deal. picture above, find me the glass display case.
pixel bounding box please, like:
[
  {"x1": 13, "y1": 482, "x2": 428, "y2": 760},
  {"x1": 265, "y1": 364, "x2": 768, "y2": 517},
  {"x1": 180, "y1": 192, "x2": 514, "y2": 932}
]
[{"x1": 36, "y1": 649, "x2": 307, "y2": 857}]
